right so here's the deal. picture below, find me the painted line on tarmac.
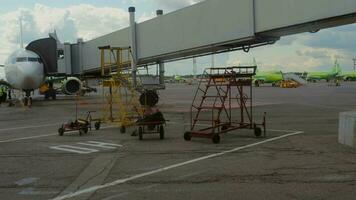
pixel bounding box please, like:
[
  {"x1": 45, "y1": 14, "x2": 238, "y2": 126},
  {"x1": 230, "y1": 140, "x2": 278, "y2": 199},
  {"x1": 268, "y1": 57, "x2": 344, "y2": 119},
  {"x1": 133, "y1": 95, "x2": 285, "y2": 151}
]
[
  {"x1": 168, "y1": 121, "x2": 301, "y2": 133},
  {"x1": 0, "y1": 126, "x2": 117, "y2": 144},
  {"x1": 0, "y1": 133, "x2": 57, "y2": 143},
  {"x1": 50, "y1": 141, "x2": 123, "y2": 154},
  {"x1": 0, "y1": 123, "x2": 59, "y2": 132},
  {"x1": 50, "y1": 145, "x2": 100, "y2": 154},
  {"x1": 51, "y1": 130, "x2": 304, "y2": 200}
]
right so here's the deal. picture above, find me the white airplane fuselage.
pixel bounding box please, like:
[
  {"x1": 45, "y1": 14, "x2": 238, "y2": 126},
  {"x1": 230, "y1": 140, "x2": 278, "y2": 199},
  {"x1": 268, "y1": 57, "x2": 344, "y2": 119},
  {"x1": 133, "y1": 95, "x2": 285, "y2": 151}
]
[{"x1": 4, "y1": 49, "x2": 44, "y2": 92}]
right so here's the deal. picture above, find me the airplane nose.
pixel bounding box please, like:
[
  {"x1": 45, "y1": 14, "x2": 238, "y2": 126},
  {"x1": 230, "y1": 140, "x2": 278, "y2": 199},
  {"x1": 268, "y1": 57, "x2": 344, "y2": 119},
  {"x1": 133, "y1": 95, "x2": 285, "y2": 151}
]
[{"x1": 17, "y1": 64, "x2": 41, "y2": 89}]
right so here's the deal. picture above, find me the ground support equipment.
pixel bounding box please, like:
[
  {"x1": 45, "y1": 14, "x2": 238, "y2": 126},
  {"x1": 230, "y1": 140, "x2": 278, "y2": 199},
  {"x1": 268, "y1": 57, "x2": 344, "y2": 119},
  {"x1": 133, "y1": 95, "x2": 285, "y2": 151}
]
[
  {"x1": 184, "y1": 66, "x2": 266, "y2": 144},
  {"x1": 58, "y1": 111, "x2": 101, "y2": 136},
  {"x1": 99, "y1": 46, "x2": 143, "y2": 133}
]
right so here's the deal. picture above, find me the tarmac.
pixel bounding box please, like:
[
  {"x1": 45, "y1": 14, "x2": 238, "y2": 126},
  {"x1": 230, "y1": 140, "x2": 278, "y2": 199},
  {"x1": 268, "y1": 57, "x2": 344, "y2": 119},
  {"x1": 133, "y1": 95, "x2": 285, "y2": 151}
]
[{"x1": 1, "y1": 82, "x2": 356, "y2": 200}]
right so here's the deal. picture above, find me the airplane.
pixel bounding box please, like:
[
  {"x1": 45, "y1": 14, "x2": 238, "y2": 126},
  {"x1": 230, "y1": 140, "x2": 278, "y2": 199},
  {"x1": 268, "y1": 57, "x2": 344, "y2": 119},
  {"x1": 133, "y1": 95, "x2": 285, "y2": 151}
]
[
  {"x1": 0, "y1": 29, "x2": 86, "y2": 106},
  {"x1": 306, "y1": 60, "x2": 342, "y2": 82},
  {"x1": 253, "y1": 69, "x2": 284, "y2": 87},
  {"x1": 342, "y1": 71, "x2": 356, "y2": 81}
]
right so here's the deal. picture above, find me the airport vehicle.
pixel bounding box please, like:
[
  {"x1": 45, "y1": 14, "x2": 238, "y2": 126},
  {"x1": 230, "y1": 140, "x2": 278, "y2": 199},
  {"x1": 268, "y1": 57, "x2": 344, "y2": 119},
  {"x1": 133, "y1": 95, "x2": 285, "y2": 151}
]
[
  {"x1": 184, "y1": 66, "x2": 266, "y2": 144},
  {"x1": 58, "y1": 111, "x2": 101, "y2": 136},
  {"x1": 306, "y1": 60, "x2": 342, "y2": 82},
  {"x1": 279, "y1": 80, "x2": 300, "y2": 88},
  {"x1": 253, "y1": 70, "x2": 284, "y2": 87}
]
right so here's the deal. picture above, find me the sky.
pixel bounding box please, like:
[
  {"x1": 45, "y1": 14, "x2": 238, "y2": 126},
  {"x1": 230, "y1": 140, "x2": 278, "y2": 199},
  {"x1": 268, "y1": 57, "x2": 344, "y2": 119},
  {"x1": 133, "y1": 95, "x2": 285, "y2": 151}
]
[{"x1": 0, "y1": 0, "x2": 355, "y2": 75}]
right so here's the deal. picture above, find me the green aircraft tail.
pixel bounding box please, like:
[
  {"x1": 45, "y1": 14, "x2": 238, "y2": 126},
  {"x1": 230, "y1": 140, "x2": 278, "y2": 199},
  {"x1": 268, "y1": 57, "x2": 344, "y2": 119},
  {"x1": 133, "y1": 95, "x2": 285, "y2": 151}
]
[{"x1": 331, "y1": 59, "x2": 342, "y2": 75}]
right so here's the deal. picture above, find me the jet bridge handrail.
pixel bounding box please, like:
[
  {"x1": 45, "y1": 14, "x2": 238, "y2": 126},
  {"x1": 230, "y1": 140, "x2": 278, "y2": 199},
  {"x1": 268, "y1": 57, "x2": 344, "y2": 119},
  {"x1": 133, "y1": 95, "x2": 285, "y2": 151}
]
[{"x1": 205, "y1": 66, "x2": 257, "y2": 77}]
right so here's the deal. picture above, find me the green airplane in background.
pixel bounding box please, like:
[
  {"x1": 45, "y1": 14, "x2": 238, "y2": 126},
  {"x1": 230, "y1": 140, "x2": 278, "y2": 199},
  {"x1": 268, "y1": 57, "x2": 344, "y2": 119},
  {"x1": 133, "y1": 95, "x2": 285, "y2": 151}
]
[
  {"x1": 306, "y1": 60, "x2": 342, "y2": 82},
  {"x1": 253, "y1": 70, "x2": 284, "y2": 87},
  {"x1": 342, "y1": 70, "x2": 356, "y2": 81}
]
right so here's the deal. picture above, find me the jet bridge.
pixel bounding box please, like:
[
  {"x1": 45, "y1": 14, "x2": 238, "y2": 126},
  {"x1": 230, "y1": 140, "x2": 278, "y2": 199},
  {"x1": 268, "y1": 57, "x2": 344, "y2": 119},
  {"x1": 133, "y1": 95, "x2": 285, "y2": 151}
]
[{"x1": 55, "y1": 0, "x2": 356, "y2": 80}]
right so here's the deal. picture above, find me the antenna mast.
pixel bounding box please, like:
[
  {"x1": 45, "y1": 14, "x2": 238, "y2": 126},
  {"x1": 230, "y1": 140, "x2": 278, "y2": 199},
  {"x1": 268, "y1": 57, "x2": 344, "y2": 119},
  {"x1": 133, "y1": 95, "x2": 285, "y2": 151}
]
[{"x1": 19, "y1": 17, "x2": 24, "y2": 49}]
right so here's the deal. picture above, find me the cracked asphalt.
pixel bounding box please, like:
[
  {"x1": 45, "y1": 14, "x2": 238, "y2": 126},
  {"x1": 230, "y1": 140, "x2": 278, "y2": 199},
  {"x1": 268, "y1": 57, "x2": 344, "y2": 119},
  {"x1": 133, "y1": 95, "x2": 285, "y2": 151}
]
[{"x1": 1, "y1": 82, "x2": 356, "y2": 200}]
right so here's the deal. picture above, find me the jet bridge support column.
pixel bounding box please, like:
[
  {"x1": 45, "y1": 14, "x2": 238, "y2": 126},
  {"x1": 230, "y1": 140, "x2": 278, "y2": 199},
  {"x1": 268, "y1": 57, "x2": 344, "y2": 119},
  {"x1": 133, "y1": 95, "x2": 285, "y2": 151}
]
[
  {"x1": 159, "y1": 61, "x2": 165, "y2": 87},
  {"x1": 129, "y1": 7, "x2": 138, "y2": 88}
]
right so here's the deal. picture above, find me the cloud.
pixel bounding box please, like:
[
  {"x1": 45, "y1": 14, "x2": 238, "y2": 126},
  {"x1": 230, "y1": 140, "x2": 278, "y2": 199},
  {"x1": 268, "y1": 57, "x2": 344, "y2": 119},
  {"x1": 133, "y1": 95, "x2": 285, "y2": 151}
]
[
  {"x1": 0, "y1": 4, "x2": 130, "y2": 63},
  {"x1": 302, "y1": 25, "x2": 356, "y2": 52},
  {"x1": 296, "y1": 47, "x2": 350, "y2": 60}
]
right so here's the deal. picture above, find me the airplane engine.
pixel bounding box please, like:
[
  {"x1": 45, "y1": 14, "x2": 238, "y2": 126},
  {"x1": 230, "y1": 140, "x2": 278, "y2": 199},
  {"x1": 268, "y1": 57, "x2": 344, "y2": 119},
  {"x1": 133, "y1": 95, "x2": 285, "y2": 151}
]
[{"x1": 61, "y1": 77, "x2": 82, "y2": 95}]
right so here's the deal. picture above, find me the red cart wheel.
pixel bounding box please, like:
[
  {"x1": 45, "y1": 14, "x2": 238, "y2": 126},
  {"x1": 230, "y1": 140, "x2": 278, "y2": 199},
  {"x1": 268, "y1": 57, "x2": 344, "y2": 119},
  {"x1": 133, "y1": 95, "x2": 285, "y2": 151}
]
[
  {"x1": 138, "y1": 127, "x2": 143, "y2": 140},
  {"x1": 58, "y1": 127, "x2": 64, "y2": 136},
  {"x1": 120, "y1": 126, "x2": 126, "y2": 134},
  {"x1": 184, "y1": 132, "x2": 191, "y2": 141},
  {"x1": 159, "y1": 125, "x2": 164, "y2": 140},
  {"x1": 212, "y1": 134, "x2": 220, "y2": 144}
]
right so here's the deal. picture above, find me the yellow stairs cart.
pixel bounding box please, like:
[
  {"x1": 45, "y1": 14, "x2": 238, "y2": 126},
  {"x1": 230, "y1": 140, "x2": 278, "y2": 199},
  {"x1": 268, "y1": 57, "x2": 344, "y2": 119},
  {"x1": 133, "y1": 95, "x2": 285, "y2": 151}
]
[{"x1": 99, "y1": 46, "x2": 143, "y2": 133}]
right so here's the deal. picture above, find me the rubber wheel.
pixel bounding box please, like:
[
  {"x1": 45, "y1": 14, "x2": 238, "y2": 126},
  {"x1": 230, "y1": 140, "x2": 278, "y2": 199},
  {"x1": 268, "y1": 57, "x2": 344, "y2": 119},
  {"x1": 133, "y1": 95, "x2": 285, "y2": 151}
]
[
  {"x1": 221, "y1": 125, "x2": 229, "y2": 131},
  {"x1": 83, "y1": 125, "x2": 89, "y2": 134},
  {"x1": 184, "y1": 132, "x2": 191, "y2": 141},
  {"x1": 79, "y1": 128, "x2": 85, "y2": 136},
  {"x1": 28, "y1": 98, "x2": 32, "y2": 107},
  {"x1": 44, "y1": 92, "x2": 49, "y2": 100},
  {"x1": 254, "y1": 126, "x2": 262, "y2": 138},
  {"x1": 139, "y1": 90, "x2": 159, "y2": 106},
  {"x1": 254, "y1": 81, "x2": 260, "y2": 87},
  {"x1": 120, "y1": 126, "x2": 126, "y2": 134},
  {"x1": 95, "y1": 122, "x2": 101, "y2": 130},
  {"x1": 212, "y1": 134, "x2": 220, "y2": 144},
  {"x1": 138, "y1": 127, "x2": 143, "y2": 140},
  {"x1": 24, "y1": 97, "x2": 28, "y2": 106},
  {"x1": 159, "y1": 126, "x2": 164, "y2": 140},
  {"x1": 58, "y1": 128, "x2": 64, "y2": 136},
  {"x1": 51, "y1": 92, "x2": 56, "y2": 100}
]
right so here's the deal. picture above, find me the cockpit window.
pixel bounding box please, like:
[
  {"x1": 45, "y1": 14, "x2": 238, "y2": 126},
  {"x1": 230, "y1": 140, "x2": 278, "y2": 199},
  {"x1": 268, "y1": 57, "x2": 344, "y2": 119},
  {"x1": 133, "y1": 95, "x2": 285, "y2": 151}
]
[
  {"x1": 16, "y1": 57, "x2": 27, "y2": 62},
  {"x1": 15, "y1": 57, "x2": 42, "y2": 63},
  {"x1": 28, "y1": 57, "x2": 42, "y2": 63}
]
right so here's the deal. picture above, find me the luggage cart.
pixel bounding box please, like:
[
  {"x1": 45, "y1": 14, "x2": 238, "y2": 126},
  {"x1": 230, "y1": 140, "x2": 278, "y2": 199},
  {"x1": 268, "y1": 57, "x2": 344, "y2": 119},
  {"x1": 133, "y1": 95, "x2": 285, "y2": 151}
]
[
  {"x1": 184, "y1": 66, "x2": 266, "y2": 144},
  {"x1": 136, "y1": 120, "x2": 166, "y2": 140},
  {"x1": 58, "y1": 111, "x2": 101, "y2": 136}
]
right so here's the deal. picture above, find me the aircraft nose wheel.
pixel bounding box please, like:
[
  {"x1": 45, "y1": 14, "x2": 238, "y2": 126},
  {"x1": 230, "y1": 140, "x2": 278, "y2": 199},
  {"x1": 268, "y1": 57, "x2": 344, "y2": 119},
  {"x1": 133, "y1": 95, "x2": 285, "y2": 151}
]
[{"x1": 23, "y1": 97, "x2": 32, "y2": 107}]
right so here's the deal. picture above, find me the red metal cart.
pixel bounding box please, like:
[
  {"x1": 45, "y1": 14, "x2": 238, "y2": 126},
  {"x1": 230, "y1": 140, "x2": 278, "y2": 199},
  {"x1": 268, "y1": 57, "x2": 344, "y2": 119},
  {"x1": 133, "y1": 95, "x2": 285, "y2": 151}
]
[{"x1": 184, "y1": 66, "x2": 266, "y2": 144}]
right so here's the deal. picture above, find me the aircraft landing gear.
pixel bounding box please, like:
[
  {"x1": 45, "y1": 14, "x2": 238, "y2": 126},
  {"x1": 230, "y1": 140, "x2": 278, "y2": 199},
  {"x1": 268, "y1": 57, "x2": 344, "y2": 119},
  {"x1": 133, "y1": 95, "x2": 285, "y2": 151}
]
[
  {"x1": 7, "y1": 90, "x2": 14, "y2": 107},
  {"x1": 23, "y1": 90, "x2": 33, "y2": 107}
]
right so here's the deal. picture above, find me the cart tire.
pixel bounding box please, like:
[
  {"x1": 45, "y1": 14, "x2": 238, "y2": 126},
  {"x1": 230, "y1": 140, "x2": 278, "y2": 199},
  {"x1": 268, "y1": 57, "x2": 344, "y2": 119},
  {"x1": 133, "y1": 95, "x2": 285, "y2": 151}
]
[
  {"x1": 79, "y1": 128, "x2": 85, "y2": 136},
  {"x1": 212, "y1": 134, "x2": 220, "y2": 144},
  {"x1": 120, "y1": 126, "x2": 126, "y2": 134},
  {"x1": 58, "y1": 128, "x2": 64, "y2": 136},
  {"x1": 95, "y1": 122, "x2": 101, "y2": 130},
  {"x1": 254, "y1": 126, "x2": 262, "y2": 138},
  {"x1": 159, "y1": 126, "x2": 164, "y2": 140},
  {"x1": 221, "y1": 125, "x2": 229, "y2": 131},
  {"x1": 139, "y1": 127, "x2": 143, "y2": 140},
  {"x1": 184, "y1": 132, "x2": 191, "y2": 141},
  {"x1": 83, "y1": 126, "x2": 89, "y2": 134}
]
